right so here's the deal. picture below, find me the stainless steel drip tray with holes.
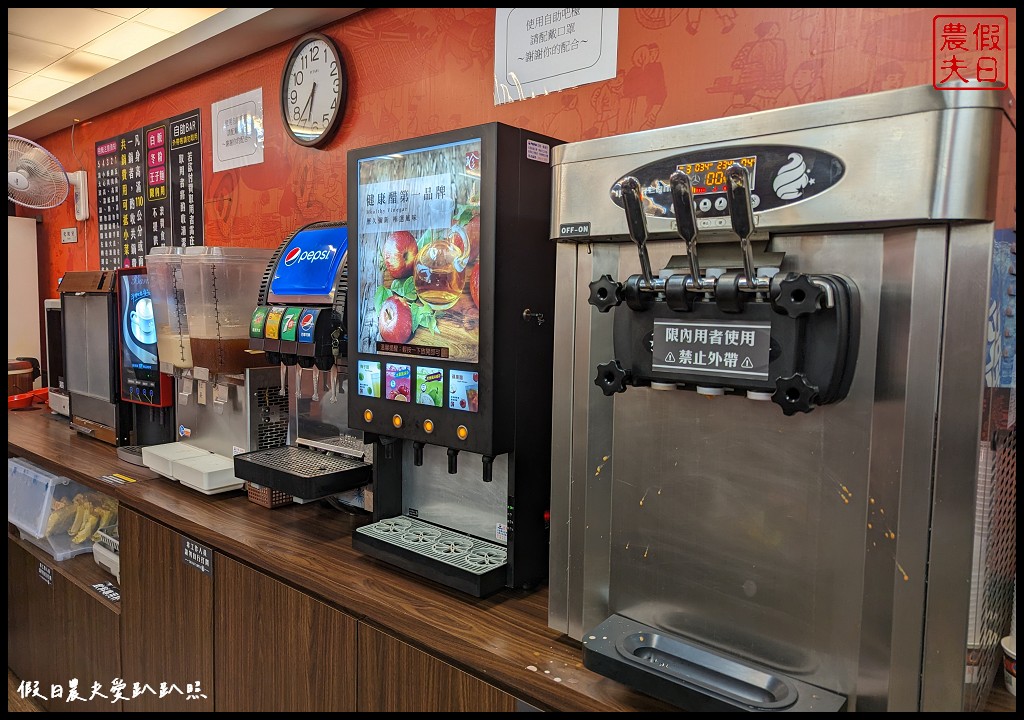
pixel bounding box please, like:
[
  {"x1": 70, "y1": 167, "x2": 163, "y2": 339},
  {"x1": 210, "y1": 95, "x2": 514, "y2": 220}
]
[
  {"x1": 582, "y1": 614, "x2": 847, "y2": 712},
  {"x1": 233, "y1": 445, "x2": 372, "y2": 500},
  {"x1": 353, "y1": 516, "x2": 508, "y2": 597}
]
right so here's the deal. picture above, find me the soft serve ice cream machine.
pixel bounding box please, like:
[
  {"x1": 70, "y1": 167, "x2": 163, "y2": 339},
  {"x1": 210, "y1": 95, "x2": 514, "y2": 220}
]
[
  {"x1": 346, "y1": 124, "x2": 562, "y2": 597},
  {"x1": 548, "y1": 85, "x2": 1016, "y2": 711}
]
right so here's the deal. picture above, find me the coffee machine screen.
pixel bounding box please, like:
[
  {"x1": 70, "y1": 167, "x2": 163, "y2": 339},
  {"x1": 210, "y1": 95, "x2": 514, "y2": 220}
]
[{"x1": 118, "y1": 269, "x2": 172, "y2": 407}]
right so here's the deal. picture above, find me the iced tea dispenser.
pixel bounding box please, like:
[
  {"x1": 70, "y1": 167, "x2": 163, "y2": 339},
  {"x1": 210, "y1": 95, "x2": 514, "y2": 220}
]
[{"x1": 179, "y1": 247, "x2": 273, "y2": 375}]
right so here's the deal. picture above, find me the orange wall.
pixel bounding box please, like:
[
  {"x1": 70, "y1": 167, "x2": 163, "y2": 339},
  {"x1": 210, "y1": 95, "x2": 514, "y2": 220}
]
[{"x1": 20, "y1": 7, "x2": 1019, "y2": 301}]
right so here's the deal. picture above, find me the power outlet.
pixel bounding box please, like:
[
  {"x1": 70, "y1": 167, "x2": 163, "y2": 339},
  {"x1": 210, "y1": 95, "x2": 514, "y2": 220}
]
[{"x1": 61, "y1": 227, "x2": 78, "y2": 244}]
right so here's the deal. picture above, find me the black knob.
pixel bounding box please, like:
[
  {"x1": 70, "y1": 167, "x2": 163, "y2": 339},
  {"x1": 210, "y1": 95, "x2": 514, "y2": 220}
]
[
  {"x1": 595, "y1": 360, "x2": 630, "y2": 396},
  {"x1": 771, "y1": 273, "x2": 825, "y2": 318},
  {"x1": 772, "y1": 374, "x2": 819, "y2": 415},
  {"x1": 588, "y1": 275, "x2": 623, "y2": 312}
]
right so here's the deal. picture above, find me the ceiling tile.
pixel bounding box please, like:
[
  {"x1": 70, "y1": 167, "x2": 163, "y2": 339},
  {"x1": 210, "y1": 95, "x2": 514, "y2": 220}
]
[
  {"x1": 135, "y1": 8, "x2": 225, "y2": 34},
  {"x1": 93, "y1": 8, "x2": 147, "y2": 20},
  {"x1": 8, "y1": 74, "x2": 74, "y2": 102},
  {"x1": 7, "y1": 34, "x2": 74, "y2": 74},
  {"x1": 39, "y1": 51, "x2": 120, "y2": 84},
  {"x1": 80, "y1": 21, "x2": 174, "y2": 61},
  {"x1": 8, "y1": 96, "x2": 35, "y2": 117},
  {"x1": 8, "y1": 8, "x2": 126, "y2": 49},
  {"x1": 9, "y1": 68, "x2": 31, "y2": 88}
]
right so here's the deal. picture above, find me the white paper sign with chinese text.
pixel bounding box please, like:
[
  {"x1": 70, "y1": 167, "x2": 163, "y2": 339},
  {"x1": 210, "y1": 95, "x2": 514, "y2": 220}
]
[
  {"x1": 212, "y1": 88, "x2": 264, "y2": 172},
  {"x1": 494, "y1": 8, "x2": 618, "y2": 105}
]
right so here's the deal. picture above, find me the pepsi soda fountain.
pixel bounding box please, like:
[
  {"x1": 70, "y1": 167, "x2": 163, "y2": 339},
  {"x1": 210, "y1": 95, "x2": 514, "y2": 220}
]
[
  {"x1": 345, "y1": 124, "x2": 563, "y2": 597},
  {"x1": 234, "y1": 222, "x2": 373, "y2": 501},
  {"x1": 115, "y1": 267, "x2": 175, "y2": 464}
]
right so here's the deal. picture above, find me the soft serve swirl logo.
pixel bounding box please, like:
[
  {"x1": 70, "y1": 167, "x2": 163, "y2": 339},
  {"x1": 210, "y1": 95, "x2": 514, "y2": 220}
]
[{"x1": 772, "y1": 153, "x2": 811, "y2": 200}]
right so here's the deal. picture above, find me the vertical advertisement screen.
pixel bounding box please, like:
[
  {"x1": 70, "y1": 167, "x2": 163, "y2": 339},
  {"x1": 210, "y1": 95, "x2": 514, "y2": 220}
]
[{"x1": 355, "y1": 138, "x2": 482, "y2": 364}]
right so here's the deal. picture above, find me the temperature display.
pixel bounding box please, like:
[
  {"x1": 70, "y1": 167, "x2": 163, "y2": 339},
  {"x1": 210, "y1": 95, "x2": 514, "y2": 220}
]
[{"x1": 677, "y1": 156, "x2": 756, "y2": 195}]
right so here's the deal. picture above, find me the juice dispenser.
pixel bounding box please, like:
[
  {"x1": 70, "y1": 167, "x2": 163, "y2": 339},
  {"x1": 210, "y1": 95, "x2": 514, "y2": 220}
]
[
  {"x1": 345, "y1": 123, "x2": 563, "y2": 597},
  {"x1": 234, "y1": 221, "x2": 374, "y2": 502},
  {"x1": 142, "y1": 246, "x2": 281, "y2": 494},
  {"x1": 547, "y1": 85, "x2": 1016, "y2": 711}
]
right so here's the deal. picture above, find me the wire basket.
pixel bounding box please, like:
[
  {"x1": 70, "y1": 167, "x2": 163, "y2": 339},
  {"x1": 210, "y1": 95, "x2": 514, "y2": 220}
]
[
  {"x1": 96, "y1": 525, "x2": 119, "y2": 553},
  {"x1": 245, "y1": 482, "x2": 292, "y2": 509}
]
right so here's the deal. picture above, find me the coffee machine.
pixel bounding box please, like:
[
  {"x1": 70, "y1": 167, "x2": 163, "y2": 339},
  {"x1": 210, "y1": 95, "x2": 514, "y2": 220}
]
[
  {"x1": 234, "y1": 221, "x2": 373, "y2": 502},
  {"x1": 548, "y1": 85, "x2": 1015, "y2": 711},
  {"x1": 142, "y1": 246, "x2": 280, "y2": 494},
  {"x1": 344, "y1": 123, "x2": 562, "y2": 597},
  {"x1": 114, "y1": 268, "x2": 175, "y2": 464}
]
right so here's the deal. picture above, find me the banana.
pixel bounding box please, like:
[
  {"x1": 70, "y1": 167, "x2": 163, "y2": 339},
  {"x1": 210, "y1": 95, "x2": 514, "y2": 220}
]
[
  {"x1": 72, "y1": 512, "x2": 100, "y2": 545},
  {"x1": 90, "y1": 506, "x2": 116, "y2": 541},
  {"x1": 67, "y1": 500, "x2": 93, "y2": 536},
  {"x1": 44, "y1": 504, "x2": 77, "y2": 536}
]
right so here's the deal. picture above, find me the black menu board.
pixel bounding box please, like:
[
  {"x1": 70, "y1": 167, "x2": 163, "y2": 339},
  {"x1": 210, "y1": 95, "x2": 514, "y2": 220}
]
[{"x1": 95, "y1": 109, "x2": 204, "y2": 270}]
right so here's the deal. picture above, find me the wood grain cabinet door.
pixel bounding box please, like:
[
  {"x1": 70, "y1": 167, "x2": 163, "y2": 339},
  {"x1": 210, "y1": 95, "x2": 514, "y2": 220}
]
[
  {"x1": 51, "y1": 572, "x2": 123, "y2": 712},
  {"x1": 120, "y1": 507, "x2": 214, "y2": 712},
  {"x1": 8, "y1": 537, "x2": 58, "y2": 711},
  {"x1": 357, "y1": 624, "x2": 516, "y2": 712},
  {"x1": 214, "y1": 553, "x2": 358, "y2": 711}
]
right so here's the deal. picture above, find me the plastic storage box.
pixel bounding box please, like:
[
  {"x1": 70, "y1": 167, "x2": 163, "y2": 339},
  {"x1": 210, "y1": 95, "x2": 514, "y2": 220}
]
[{"x1": 8, "y1": 457, "x2": 117, "y2": 562}]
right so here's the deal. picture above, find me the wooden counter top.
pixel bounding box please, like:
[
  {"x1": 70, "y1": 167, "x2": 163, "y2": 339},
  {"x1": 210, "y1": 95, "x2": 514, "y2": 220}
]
[{"x1": 7, "y1": 407, "x2": 674, "y2": 712}]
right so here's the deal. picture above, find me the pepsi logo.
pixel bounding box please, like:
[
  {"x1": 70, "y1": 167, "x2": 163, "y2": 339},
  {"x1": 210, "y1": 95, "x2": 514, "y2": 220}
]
[
  {"x1": 283, "y1": 246, "x2": 333, "y2": 266},
  {"x1": 300, "y1": 313, "x2": 315, "y2": 330}
]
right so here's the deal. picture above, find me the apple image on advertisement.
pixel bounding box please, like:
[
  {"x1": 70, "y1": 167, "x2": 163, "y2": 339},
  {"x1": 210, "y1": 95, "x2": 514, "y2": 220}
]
[
  {"x1": 381, "y1": 230, "x2": 418, "y2": 279},
  {"x1": 379, "y1": 296, "x2": 413, "y2": 344}
]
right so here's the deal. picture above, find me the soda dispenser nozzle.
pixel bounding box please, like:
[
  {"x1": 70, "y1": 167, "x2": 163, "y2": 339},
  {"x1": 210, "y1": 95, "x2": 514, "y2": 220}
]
[
  {"x1": 482, "y1": 455, "x2": 494, "y2": 483},
  {"x1": 447, "y1": 447, "x2": 459, "y2": 475},
  {"x1": 413, "y1": 441, "x2": 425, "y2": 466}
]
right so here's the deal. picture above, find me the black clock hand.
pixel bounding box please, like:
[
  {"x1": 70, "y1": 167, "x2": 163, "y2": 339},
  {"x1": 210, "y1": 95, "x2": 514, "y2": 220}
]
[{"x1": 303, "y1": 82, "x2": 318, "y2": 122}]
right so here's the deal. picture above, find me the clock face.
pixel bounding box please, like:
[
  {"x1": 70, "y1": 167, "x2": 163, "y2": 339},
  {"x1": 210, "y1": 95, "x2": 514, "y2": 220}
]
[{"x1": 281, "y1": 33, "x2": 347, "y2": 147}]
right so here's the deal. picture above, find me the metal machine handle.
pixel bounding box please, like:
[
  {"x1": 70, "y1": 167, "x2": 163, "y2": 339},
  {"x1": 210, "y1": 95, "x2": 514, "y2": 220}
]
[
  {"x1": 69, "y1": 423, "x2": 95, "y2": 436},
  {"x1": 618, "y1": 177, "x2": 655, "y2": 288},
  {"x1": 725, "y1": 164, "x2": 758, "y2": 286},
  {"x1": 669, "y1": 171, "x2": 703, "y2": 290}
]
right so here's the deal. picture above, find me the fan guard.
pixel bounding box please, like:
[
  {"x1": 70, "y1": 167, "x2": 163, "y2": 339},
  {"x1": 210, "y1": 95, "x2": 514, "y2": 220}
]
[{"x1": 8, "y1": 134, "x2": 70, "y2": 209}]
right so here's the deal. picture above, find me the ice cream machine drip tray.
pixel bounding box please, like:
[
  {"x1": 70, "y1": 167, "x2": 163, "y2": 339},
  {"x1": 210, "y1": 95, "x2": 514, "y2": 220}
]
[
  {"x1": 354, "y1": 516, "x2": 507, "y2": 597},
  {"x1": 583, "y1": 614, "x2": 847, "y2": 712}
]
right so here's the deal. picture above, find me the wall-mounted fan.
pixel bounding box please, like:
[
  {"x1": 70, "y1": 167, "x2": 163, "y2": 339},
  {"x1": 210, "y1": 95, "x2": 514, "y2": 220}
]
[{"x1": 8, "y1": 134, "x2": 89, "y2": 221}]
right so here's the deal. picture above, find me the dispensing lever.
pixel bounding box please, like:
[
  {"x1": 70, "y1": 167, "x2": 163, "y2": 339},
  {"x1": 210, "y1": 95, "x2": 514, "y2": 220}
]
[
  {"x1": 669, "y1": 171, "x2": 703, "y2": 290},
  {"x1": 447, "y1": 448, "x2": 459, "y2": 475},
  {"x1": 725, "y1": 163, "x2": 758, "y2": 286},
  {"x1": 619, "y1": 177, "x2": 655, "y2": 288}
]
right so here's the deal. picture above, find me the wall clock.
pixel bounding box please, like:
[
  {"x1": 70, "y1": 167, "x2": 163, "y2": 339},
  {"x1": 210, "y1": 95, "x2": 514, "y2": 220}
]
[{"x1": 280, "y1": 32, "x2": 348, "y2": 148}]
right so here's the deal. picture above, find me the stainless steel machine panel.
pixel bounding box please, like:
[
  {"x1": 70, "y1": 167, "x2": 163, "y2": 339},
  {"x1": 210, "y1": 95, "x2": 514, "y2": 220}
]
[
  {"x1": 63, "y1": 293, "x2": 114, "y2": 402},
  {"x1": 548, "y1": 84, "x2": 1015, "y2": 712}
]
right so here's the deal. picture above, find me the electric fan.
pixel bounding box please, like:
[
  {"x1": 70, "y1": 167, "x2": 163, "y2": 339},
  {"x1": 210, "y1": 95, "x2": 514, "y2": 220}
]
[{"x1": 8, "y1": 134, "x2": 89, "y2": 220}]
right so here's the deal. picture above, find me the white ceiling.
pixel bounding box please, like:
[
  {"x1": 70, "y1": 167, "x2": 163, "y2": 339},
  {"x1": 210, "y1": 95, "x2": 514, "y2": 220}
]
[
  {"x1": 8, "y1": 8, "x2": 226, "y2": 119},
  {"x1": 7, "y1": 8, "x2": 365, "y2": 141}
]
